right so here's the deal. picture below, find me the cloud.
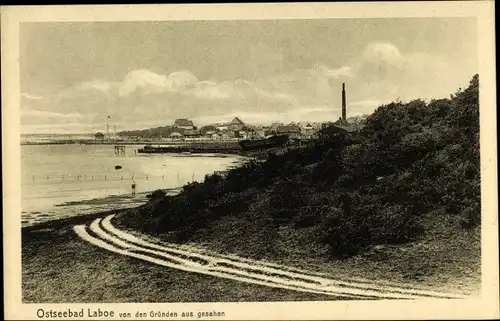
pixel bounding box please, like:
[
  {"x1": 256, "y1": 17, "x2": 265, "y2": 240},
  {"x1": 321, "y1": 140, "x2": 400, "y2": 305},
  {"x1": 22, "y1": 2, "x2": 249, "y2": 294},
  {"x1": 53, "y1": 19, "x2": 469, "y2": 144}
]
[
  {"x1": 20, "y1": 109, "x2": 91, "y2": 126},
  {"x1": 22, "y1": 93, "x2": 43, "y2": 100},
  {"x1": 118, "y1": 69, "x2": 198, "y2": 96},
  {"x1": 317, "y1": 65, "x2": 354, "y2": 79},
  {"x1": 21, "y1": 109, "x2": 86, "y2": 119},
  {"x1": 76, "y1": 79, "x2": 114, "y2": 93},
  {"x1": 21, "y1": 41, "x2": 476, "y2": 133},
  {"x1": 362, "y1": 42, "x2": 403, "y2": 66}
]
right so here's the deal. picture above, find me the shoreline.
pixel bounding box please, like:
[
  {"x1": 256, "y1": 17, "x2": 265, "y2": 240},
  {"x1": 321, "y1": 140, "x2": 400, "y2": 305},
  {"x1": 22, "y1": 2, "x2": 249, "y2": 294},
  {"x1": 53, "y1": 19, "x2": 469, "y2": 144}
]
[
  {"x1": 21, "y1": 153, "x2": 252, "y2": 228},
  {"x1": 21, "y1": 187, "x2": 181, "y2": 229}
]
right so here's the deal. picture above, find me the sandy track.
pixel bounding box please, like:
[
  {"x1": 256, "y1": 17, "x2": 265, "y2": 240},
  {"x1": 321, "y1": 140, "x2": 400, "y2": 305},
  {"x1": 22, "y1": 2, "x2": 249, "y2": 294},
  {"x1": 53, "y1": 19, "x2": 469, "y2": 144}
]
[{"x1": 74, "y1": 214, "x2": 467, "y2": 300}]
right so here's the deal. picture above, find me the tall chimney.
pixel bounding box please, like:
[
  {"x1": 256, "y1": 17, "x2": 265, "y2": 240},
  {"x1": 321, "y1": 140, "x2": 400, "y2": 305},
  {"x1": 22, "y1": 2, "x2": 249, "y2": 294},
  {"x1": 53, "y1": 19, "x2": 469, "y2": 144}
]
[{"x1": 341, "y1": 83, "x2": 347, "y2": 122}]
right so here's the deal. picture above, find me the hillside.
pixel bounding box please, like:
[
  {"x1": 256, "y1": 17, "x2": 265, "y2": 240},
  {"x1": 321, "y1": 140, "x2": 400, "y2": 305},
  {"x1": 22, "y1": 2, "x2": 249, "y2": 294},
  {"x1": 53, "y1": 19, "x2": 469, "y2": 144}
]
[
  {"x1": 115, "y1": 75, "x2": 480, "y2": 288},
  {"x1": 118, "y1": 125, "x2": 180, "y2": 138}
]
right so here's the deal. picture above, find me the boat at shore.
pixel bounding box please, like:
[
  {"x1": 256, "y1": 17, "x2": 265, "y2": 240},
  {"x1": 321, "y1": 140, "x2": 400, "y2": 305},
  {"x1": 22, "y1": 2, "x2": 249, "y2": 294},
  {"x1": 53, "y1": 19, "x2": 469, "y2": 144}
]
[
  {"x1": 238, "y1": 135, "x2": 289, "y2": 151},
  {"x1": 137, "y1": 144, "x2": 242, "y2": 155},
  {"x1": 137, "y1": 135, "x2": 290, "y2": 154}
]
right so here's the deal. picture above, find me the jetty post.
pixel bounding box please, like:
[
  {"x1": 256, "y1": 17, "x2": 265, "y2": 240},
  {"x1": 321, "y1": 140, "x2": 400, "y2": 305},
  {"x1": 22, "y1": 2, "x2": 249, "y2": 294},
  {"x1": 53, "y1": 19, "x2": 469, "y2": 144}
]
[{"x1": 114, "y1": 145, "x2": 126, "y2": 155}]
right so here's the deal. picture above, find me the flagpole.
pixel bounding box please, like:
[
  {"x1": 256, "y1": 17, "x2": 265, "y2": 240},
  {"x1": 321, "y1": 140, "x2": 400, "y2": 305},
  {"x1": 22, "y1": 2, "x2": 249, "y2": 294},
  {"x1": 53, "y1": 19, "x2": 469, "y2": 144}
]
[{"x1": 107, "y1": 116, "x2": 110, "y2": 141}]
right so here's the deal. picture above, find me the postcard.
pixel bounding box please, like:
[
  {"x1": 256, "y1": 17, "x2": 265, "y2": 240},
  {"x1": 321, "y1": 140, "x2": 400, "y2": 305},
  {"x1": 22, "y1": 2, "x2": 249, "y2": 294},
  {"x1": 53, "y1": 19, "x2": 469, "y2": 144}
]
[{"x1": 2, "y1": 2, "x2": 498, "y2": 320}]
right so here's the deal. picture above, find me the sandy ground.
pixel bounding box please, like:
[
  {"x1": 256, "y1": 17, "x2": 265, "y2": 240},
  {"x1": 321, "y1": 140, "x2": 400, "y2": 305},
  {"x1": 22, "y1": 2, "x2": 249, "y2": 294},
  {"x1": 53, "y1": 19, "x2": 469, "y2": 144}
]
[{"x1": 21, "y1": 188, "x2": 181, "y2": 227}]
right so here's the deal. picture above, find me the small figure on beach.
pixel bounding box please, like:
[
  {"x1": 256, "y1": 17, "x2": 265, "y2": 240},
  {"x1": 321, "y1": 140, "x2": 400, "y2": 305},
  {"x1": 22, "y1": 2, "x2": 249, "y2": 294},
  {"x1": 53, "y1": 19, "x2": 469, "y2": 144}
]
[{"x1": 131, "y1": 181, "x2": 136, "y2": 195}]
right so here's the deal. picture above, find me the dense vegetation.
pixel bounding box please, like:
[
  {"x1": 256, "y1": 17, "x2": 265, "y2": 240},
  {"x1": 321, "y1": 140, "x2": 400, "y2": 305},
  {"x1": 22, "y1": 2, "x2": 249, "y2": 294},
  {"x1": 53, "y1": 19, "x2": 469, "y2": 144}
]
[
  {"x1": 118, "y1": 124, "x2": 254, "y2": 138},
  {"x1": 118, "y1": 125, "x2": 189, "y2": 138},
  {"x1": 120, "y1": 75, "x2": 480, "y2": 260}
]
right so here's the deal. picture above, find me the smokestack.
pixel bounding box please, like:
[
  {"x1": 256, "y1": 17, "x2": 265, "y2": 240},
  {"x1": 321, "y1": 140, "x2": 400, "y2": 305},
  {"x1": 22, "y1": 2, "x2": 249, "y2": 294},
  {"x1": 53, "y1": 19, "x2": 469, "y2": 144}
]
[{"x1": 341, "y1": 83, "x2": 347, "y2": 122}]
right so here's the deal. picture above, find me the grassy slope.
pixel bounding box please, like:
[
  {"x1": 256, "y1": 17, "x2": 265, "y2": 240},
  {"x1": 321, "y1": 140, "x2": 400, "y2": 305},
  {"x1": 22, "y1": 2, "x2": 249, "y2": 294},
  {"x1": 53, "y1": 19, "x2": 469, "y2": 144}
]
[
  {"x1": 22, "y1": 216, "x2": 338, "y2": 303},
  {"x1": 116, "y1": 75, "x2": 481, "y2": 291}
]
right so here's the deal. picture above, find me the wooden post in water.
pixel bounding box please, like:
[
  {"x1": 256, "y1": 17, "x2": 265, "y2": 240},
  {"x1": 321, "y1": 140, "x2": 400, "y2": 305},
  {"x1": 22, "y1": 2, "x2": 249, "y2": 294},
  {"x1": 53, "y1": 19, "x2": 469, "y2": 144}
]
[{"x1": 114, "y1": 145, "x2": 126, "y2": 155}]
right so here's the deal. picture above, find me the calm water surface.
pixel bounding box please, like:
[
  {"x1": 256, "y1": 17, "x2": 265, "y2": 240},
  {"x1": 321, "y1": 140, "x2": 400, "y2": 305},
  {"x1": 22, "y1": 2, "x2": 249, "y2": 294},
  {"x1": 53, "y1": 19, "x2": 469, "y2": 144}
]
[{"x1": 21, "y1": 144, "x2": 244, "y2": 215}]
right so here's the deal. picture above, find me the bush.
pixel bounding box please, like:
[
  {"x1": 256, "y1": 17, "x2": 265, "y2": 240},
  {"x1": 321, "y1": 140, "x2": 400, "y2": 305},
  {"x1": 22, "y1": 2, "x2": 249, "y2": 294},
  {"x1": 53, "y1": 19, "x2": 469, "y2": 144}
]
[
  {"x1": 117, "y1": 74, "x2": 480, "y2": 262},
  {"x1": 460, "y1": 204, "x2": 481, "y2": 229},
  {"x1": 147, "y1": 189, "x2": 167, "y2": 199}
]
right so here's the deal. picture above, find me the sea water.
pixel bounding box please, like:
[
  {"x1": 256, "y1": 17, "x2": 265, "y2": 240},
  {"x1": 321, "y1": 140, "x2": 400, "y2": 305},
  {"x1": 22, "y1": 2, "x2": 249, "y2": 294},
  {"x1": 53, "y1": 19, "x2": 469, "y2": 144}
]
[{"x1": 21, "y1": 144, "x2": 244, "y2": 225}]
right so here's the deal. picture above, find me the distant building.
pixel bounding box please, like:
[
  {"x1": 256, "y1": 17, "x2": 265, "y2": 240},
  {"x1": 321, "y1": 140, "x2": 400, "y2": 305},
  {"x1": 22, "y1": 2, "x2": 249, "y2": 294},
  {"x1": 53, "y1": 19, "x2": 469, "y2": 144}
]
[
  {"x1": 183, "y1": 129, "x2": 201, "y2": 138},
  {"x1": 204, "y1": 130, "x2": 217, "y2": 136},
  {"x1": 321, "y1": 122, "x2": 334, "y2": 129},
  {"x1": 173, "y1": 119, "x2": 194, "y2": 130},
  {"x1": 221, "y1": 131, "x2": 235, "y2": 140},
  {"x1": 276, "y1": 124, "x2": 301, "y2": 139},
  {"x1": 270, "y1": 122, "x2": 283, "y2": 131},
  {"x1": 318, "y1": 125, "x2": 349, "y2": 139},
  {"x1": 169, "y1": 132, "x2": 183, "y2": 139},
  {"x1": 200, "y1": 125, "x2": 217, "y2": 135},
  {"x1": 216, "y1": 124, "x2": 229, "y2": 132},
  {"x1": 229, "y1": 117, "x2": 245, "y2": 131},
  {"x1": 301, "y1": 123, "x2": 315, "y2": 139},
  {"x1": 256, "y1": 127, "x2": 273, "y2": 138},
  {"x1": 94, "y1": 132, "x2": 105, "y2": 141}
]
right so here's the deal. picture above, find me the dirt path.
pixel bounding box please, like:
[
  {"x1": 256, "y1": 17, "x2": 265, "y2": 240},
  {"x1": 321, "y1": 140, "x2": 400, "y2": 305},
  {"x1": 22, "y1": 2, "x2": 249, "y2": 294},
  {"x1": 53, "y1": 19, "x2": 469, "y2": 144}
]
[{"x1": 74, "y1": 214, "x2": 468, "y2": 300}]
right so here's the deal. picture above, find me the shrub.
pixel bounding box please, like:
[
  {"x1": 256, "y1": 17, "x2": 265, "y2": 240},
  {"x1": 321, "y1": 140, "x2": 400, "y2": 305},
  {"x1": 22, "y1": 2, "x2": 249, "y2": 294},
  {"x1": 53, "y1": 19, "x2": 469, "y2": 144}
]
[
  {"x1": 460, "y1": 203, "x2": 481, "y2": 229},
  {"x1": 117, "y1": 74, "x2": 480, "y2": 262},
  {"x1": 147, "y1": 189, "x2": 167, "y2": 199}
]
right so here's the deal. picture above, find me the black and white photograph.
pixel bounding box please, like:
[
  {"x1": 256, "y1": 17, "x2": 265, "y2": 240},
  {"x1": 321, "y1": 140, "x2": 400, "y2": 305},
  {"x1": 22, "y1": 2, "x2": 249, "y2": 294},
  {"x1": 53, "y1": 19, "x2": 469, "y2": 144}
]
[{"x1": 2, "y1": 2, "x2": 498, "y2": 320}]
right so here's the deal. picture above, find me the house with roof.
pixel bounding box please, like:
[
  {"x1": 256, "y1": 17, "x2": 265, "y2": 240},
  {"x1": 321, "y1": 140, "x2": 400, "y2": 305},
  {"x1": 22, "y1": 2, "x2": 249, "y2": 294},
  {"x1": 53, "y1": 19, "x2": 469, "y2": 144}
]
[
  {"x1": 229, "y1": 117, "x2": 245, "y2": 131},
  {"x1": 301, "y1": 123, "x2": 315, "y2": 139},
  {"x1": 204, "y1": 130, "x2": 217, "y2": 138},
  {"x1": 256, "y1": 126, "x2": 273, "y2": 138},
  {"x1": 169, "y1": 132, "x2": 183, "y2": 140},
  {"x1": 183, "y1": 129, "x2": 201, "y2": 139},
  {"x1": 270, "y1": 122, "x2": 283, "y2": 131},
  {"x1": 173, "y1": 118, "x2": 194, "y2": 130},
  {"x1": 318, "y1": 125, "x2": 349, "y2": 139},
  {"x1": 221, "y1": 131, "x2": 236, "y2": 140},
  {"x1": 211, "y1": 132, "x2": 221, "y2": 140},
  {"x1": 199, "y1": 125, "x2": 217, "y2": 135},
  {"x1": 276, "y1": 124, "x2": 301, "y2": 139},
  {"x1": 216, "y1": 124, "x2": 229, "y2": 132}
]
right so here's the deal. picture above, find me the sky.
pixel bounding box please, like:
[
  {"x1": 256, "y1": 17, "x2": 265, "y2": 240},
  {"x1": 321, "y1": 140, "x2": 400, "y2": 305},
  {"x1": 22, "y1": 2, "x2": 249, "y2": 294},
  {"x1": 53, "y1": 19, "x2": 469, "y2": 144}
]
[{"x1": 20, "y1": 18, "x2": 478, "y2": 134}]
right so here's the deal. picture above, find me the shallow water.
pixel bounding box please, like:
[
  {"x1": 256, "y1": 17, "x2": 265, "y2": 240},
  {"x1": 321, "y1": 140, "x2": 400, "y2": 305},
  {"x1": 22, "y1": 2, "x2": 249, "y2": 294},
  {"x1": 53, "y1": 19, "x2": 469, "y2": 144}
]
[{"x1": 21, "y1": 144, "x2": 244, "y2": 224}]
